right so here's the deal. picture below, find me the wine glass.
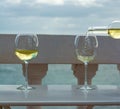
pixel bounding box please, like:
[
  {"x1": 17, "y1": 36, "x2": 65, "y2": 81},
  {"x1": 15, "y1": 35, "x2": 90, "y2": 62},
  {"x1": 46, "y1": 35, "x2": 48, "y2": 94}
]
[
  {"x1": 15, "y1": 34, "x2": 39, "y2": 90},
  {"x1": 74, "y1": 32, "x2": 98, "y2": 90},
  {"x1": 108, "y1": 20, "x2": 120, "y2": 39}
]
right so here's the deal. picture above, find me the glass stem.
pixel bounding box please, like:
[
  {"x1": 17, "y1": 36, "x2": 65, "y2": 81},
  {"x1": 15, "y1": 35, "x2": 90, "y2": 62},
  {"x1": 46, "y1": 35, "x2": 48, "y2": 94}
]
[
  {"x1": 24, "y1": 61, "x2": 28, "y2": 89},
  {"x1": 84, "y1": 62, "x2": 88, "y2": 87}
]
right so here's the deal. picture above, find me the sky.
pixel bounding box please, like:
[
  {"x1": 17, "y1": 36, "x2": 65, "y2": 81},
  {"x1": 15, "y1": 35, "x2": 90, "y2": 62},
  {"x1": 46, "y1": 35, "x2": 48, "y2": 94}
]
[{"x1": 0, "y1": 0, "x2": 120, "y2": 35}]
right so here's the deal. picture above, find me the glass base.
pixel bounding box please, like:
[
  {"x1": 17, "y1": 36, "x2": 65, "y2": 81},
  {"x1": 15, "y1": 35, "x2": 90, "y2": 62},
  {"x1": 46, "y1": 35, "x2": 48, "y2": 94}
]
[
  {"x1": 77, "y1": 85, "x2": 97, "y2": 90},
  {"x1": 17, "y1": 85, "x2": 35, "y2": 90}
]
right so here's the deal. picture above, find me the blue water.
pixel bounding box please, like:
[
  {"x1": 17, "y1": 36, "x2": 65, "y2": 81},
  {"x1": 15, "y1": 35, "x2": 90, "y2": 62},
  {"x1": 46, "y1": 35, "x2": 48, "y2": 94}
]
[{"x1": 0, "y1": 64, "x2": 120, "y2": 109}]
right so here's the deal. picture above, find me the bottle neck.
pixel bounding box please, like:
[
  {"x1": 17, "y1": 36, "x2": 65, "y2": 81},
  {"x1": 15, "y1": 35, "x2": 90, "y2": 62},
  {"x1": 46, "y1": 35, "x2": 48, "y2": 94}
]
[{"x1": 88, "y1": 26, "x2": 108, "y2": 36}]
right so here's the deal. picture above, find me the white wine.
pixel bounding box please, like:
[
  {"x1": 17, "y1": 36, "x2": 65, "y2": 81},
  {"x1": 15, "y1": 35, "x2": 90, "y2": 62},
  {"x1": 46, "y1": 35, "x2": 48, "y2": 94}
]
[
  {"x1": 15, "y1": 49, "x2": 38, "y2": 61},
  {"x1": 77, "y1": 55, "x2": 94, "y2": 63},
  {"x1": 108, "y1": 28, "x2": 120, "y2": 39}
]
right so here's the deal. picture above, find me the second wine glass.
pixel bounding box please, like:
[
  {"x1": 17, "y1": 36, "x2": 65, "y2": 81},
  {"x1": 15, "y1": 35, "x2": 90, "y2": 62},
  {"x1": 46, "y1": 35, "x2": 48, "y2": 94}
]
[
  {"x1": 74, "y1": 32, "x2": 98, "y2": 90},
  {"x1": 15, "y1": 34, "x2": 39, "y2": 90}
]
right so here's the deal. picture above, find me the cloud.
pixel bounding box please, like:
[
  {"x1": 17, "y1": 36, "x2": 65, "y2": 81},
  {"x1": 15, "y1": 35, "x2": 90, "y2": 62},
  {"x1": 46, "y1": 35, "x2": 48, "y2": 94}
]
[
  {"x1": 6, "y1": 0, "x2": 21, "y2": 4},
  {"x1": 0, "y1": 0, "x2": 120, "y2": 34},
  {"x1": 73, "y1": 0, "x2": 102, "y2": 7},
  {"x1": 0, "y1": 2, "x2": 103, "y2": 18},
  {"x1": 1, "y1": 0, "x2": 118, "y2": 18},
  {"x1": 35, "y1": 0, "x2": 64, "y2": 5}
]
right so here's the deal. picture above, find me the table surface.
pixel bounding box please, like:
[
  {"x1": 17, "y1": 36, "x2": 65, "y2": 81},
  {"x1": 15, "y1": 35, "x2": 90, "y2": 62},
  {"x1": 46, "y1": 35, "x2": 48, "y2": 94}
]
[{"x1": 0, "y1": 85, "x2": 120, "y2": 106}]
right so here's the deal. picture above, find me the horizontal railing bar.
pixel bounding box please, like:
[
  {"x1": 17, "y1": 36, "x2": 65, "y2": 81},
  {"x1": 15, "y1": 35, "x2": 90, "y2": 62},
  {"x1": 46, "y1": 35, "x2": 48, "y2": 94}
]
[{"x1": 0, "y1": 34, "x2": 120, "y2": 64}]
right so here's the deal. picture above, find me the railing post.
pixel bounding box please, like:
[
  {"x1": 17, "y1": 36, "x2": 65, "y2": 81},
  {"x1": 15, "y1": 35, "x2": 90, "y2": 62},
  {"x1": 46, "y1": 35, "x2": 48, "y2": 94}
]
[
  {"x1": 22, "y1": 63, "x2": 48, "y2": 109},
  {"x1": 117, "y1": 64, "x2": 120, "y2": 71},
  {"x1": 72, "y1": 64, "x2": 98, "y2": 109}
]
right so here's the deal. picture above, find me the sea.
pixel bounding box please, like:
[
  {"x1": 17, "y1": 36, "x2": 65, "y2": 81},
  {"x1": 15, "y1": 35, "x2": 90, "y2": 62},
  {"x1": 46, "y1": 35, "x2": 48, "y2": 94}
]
[{"x1": 0, "y1": 64, "x2": 120, "y2": 109}]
